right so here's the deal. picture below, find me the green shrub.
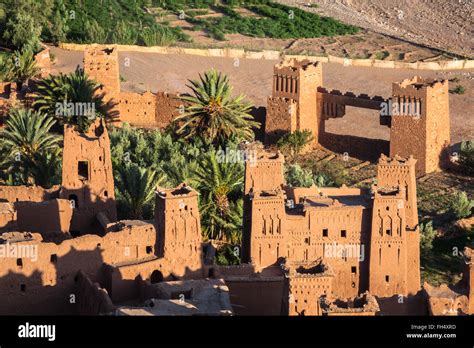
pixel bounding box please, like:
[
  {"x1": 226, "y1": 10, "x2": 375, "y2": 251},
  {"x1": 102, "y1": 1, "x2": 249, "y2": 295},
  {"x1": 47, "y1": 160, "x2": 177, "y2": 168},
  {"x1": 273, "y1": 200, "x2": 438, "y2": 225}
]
[
  {"x1": 449, "y1": 85, "x2": 465, "y2": 94},
  {"x1": 420, "y1": 221, "x2": 437, "y2": 252},
  {"x1": 285, "y1": 164, "x2": 313, "y2": 187},
  {"x1": 450, "y1": 191, "x2": 474, "y2": 220},
  {"x1": 458, "y1": 140, "x2": 474, "y2": 175},
  {"x1": 277, "y1": 130, "x2": 313, "y2": 162},
  {"x1": 140, "y1": 26, "x2": 177, "y2": 46}
]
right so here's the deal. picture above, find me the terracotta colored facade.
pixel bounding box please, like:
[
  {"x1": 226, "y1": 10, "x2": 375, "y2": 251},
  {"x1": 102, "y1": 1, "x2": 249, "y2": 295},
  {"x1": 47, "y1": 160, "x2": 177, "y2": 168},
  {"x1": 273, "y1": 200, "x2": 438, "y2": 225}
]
[
  {"x1": 265, "y1": 59, "x2": 450, "y2": 175},
  {"x1": 83, "y1": 45, "x2": 182, "y2": 128},
  {"x1": 242, "y1": 150, "x2": 421, "y2": 306}
]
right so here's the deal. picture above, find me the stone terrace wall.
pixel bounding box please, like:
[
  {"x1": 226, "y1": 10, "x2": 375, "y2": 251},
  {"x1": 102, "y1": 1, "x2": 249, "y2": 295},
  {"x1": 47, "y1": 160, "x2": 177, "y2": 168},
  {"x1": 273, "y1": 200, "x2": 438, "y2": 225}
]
[{"x1": 60, "y1": 43, "x2": 474, "y2": 70}]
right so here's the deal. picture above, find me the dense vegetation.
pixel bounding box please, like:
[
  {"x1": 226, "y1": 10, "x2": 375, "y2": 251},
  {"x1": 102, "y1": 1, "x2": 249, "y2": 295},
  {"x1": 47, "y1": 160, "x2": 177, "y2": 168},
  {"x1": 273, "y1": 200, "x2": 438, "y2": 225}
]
[
  {"x1": 0, "y1": 0, "x2": 359, "y2": 52},
  {"x1": 0, "y1": 67, "x2": 255, "y2": 263}
]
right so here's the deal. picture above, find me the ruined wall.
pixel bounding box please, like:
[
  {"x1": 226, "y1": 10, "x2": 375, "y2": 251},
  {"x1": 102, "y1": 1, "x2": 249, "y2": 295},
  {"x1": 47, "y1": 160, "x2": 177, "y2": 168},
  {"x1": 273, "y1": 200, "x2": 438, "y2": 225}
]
[
  {"x1": 155, "y1": 92, "x2": 182, "y2": 128},
  {"x1": 83, "y1": 45, "x2": 120, "y2": 116},
  {"x1": 0, "y1": 203, "x2": 17, "y2": 231},
  {"x1": 59, "y1": 119, "x2": 117, "y2": 234},
  {"x1": 118, "y1": 91, "x2": 181, "y2": 128},
  {"x1": 119, "y1": 91, "x2": 157, "y2": 126}
]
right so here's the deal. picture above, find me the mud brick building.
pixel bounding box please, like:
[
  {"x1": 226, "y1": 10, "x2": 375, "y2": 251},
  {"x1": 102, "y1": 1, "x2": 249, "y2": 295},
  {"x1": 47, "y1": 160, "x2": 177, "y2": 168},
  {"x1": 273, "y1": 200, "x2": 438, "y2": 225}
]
[{"x1": 265, "y1": 59, "x2": 450, "y2": 175}]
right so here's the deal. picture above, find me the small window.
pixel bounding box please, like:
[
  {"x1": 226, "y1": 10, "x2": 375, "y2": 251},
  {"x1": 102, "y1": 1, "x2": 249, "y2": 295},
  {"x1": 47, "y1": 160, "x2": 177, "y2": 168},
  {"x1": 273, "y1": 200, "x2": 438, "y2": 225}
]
[
  {"x1": 385, "y1": 275, "x2": 390, "y2": 283},
  {"x1": 69, "y1": 195, "x2": 79, "y2": 208},
  {"x1": 351, "y1": 266, "x2": 357, "y2": 274},
  {"x1": 304, "y1": 237, "x2": 310, "y2": 245},
  {"x1": 323, "y1": 229, "x2": 328, "y2": 237},
  {"x1": 20, "y1": 284, "x2": 26, "y2": 292},
  {"x1": 50, "y1": 254, "x2": 58, "y2": 263},
  {"x1": 78, "y1": 161, "x2": 89, "y2": 180},
  {"x1": 17, "y1": 258, "x2": 23, "y2": 267},
  {"x1": 386, "y1": 229, "x2": 391, "y2": 236},
  {"x1": 104, "y1": 191, "x2": 108, "y2": 198},
  {"x1": 146, "y1": 246, "x2": 153, "y2": 254},
  {"x1": 341, "y1": 230, "x2": 347, "y2": 238}
]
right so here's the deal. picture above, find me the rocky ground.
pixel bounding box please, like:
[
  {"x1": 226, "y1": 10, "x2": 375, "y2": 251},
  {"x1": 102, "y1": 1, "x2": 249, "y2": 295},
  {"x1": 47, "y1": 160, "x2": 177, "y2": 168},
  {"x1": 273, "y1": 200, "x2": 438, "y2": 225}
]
[{"x1": 277, "y1": 0, "x2": 473, "y2": 58}]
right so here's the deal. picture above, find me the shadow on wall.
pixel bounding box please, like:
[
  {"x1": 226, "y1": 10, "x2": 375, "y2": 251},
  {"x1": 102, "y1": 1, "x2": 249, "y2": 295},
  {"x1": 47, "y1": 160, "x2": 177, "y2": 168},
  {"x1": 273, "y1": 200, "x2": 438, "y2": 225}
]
[
  {"x1": 320, "y1": 132, "x2": 390, "y2": 162},
  {"x1": 375, "y1": 291, "x2": 428, "y2": 315},
  {"x1": 0, "y1": 246, "x2": 105, "y2": 315},
  {"x1": 250, "y1": 107, "x2": 266, "y2": 143}
]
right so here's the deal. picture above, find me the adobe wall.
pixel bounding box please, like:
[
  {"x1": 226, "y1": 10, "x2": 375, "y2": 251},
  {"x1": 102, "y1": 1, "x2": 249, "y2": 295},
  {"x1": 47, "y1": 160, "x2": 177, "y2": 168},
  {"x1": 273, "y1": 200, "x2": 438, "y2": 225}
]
[
  {"x1": 265, "y1": 97, "x2": 297, "y2": 144},
  {"x1": 59, "y1": 119, "x2": 117, "y2": 233},
  {"x1": 155, "y1": 91, "x2": 182, "y2": 128},
  {"x1": 0, "y1": 203, "x2": 17, "y2": 231},
  {"x1": 0, "y1": 221, "x2": 157, "y2": 314},
  {"x1": 76, "y1": 270, "x2": 116, "y2": 315},
  {"x1": 118, "y1": 91, "x2": 182, "y2": 128},
  {"x1": 390, "y1": 77, "x2": 450, "y2": 175},
  {"x1": 0, "y1": 185, "x2": 60, "y2": 203},
  {"x1": 83, "y1": 45, "x2": 120, "y2": 115},
  {"x1": 15, "y1": 199, "x2": 72, "y2": 234},
  {"x1": 119, "y1": 91, "x2": 157, "y2": 126}
]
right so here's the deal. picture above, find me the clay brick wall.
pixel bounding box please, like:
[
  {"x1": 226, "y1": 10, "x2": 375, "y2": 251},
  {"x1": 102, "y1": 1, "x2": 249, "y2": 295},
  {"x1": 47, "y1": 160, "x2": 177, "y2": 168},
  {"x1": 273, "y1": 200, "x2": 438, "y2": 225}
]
[
  {"x1": 265, "y1": 97, "x2": 297, "y2": 144},
  {"x1": 59, "y1": 119, "x2": 117, "y2": 233},
  {"x1": 0, "y1": 203, "x2": 17, "y2": 231},
  {"x1": 0, "y1": 221, "x2": 157, "y2": 314},
  {"x1": 244, "y1": 151, "x2": 285, "y2": 194},
  {"x1": 76, "y1": 270, "x2": 116, "y2": 315},
  {"x1": 155, "y1": 91, "x2": 182, "y2": 128},
  {"x1": 83, "y1": 45, "x2": 120, "y2": 115},
  {"x1": 119, "y1": 91, "x2": 157, "y2": 126},
  {"x1": 155, "y1": 184, "x2": 203, "y2": 268},
  {"x1": 390, "y1": 77, "x2": 450, "y2": 175},
  {"x1": 0, "y1": 185, "x2": 60, "y2": 203},
  {"x1": 118, "y1": 91, "x2": 181, "y2": 128},
  {"x1": 15, "y1": 199, "x2": 73, "y2": 234},
  {"x1": 265, "y1": 59, "x2": 322, "y2": 144}
]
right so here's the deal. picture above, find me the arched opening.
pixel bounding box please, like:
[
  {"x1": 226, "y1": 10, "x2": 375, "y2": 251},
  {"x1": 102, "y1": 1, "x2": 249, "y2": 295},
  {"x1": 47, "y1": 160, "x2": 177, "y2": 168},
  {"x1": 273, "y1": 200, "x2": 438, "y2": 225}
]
[{"x1": 150, "y1": 270, "x2": 164, "y2": 284}]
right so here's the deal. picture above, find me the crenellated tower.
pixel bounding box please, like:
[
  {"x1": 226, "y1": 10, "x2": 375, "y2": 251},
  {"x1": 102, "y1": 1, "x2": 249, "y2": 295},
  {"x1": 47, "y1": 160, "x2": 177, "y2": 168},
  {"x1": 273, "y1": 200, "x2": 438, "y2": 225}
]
[
  {"x1": 265, "y1": 59, "x2": 322, "y2": 144},
  {"x1": 390, "y1": 76, "x2": 450, "y2": 175},
  {"x1": 369, "y1": 155, "x2": 420, "y2": 297}
]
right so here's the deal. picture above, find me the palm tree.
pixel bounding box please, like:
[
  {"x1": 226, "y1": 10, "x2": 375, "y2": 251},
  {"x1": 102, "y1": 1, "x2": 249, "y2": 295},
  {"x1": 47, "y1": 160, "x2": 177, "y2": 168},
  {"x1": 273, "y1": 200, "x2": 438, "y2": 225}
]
[
  {"x1": 174, "y1": 69, "x2": 259, "y2": 144},
  {"x1": 193, "y1": 150, "x2": 244, "y2": 241},
  {"x1": 1, "y1": 48, "x2": 40, "y2": 88},
  {"x1": 1, "y1": 107, "x2": 62, "y2": 185},
  {"x1": 32, "y1": 67, "x2": 107, "y2": 132},
  {"x1": 3, "y1": 108, "x2": 61, "y2": 161},
  {"x1": 115, "y1": 163, "x2": 164, "y2": 220}
]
